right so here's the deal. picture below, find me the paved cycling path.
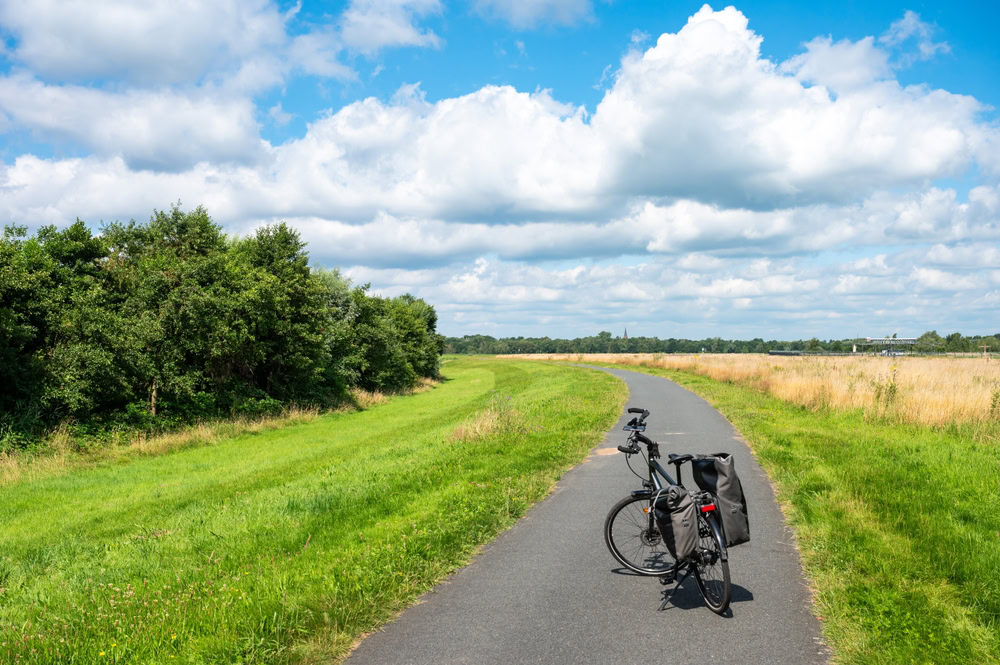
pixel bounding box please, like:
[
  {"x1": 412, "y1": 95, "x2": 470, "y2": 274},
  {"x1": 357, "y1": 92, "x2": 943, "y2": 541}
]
[{"x1": 347, "y1": 366, "x2": 828, "y2": 665}]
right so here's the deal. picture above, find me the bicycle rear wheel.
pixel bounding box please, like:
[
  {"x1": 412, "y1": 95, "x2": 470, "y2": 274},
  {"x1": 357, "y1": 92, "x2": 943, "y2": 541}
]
[
  {"x1": 693, "y1": 512, "x2": 731, "y2": 614},
  {"x1": 604, "y1": 495, "x2": 675, "y2": 575}
]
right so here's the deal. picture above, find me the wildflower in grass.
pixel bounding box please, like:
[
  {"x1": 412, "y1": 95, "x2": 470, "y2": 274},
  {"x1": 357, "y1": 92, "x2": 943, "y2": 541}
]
[{"x1": 99, "y1": 651, "x2": 105, "y2": 657}]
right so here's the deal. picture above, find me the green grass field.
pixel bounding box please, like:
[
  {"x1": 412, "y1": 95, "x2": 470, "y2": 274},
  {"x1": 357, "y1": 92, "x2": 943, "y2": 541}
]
[
  {"x1": 591, "y1": 362, "x2": 1000, "y2": 665},
  {"x1": 0, "y1": 357, "x2": 626, "y2": 664}
]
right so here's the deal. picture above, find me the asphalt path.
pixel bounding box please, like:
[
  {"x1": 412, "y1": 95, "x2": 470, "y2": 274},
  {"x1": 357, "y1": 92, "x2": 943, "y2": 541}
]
[{"x1": 347, "y1": 366, "x2": 829, "y2": 665}]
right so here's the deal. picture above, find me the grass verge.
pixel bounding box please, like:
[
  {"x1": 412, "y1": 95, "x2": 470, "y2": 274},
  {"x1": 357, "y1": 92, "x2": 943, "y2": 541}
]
[
  {"x1": 587, "y1": 361, "x2": 1000, "y2": 665},
  {"x1": 0, "y1": 383, "x2": 438, "y2": 488},
  {"x1": 0, "y1": 356, "x2": 626, "y2": 664}
]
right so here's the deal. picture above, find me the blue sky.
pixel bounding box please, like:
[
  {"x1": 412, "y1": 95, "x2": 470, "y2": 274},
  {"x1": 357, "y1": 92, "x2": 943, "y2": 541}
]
[{"x1": 1, "y1": 1, "x2": 998, "y2": 339}]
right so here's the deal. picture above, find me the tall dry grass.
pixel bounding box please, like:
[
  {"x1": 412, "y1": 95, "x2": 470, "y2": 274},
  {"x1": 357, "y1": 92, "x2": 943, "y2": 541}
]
[
  {"x1": 451, "y1": 391, "x2": 520, "y2": 442},
  {"x1": 506, "y1": 353, "x2": 1000, "y2": 430}
]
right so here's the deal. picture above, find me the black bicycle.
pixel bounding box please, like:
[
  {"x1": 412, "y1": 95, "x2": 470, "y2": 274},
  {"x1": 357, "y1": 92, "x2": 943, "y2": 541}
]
[{"x1": 603, "y1": 407, "x2": 732, "y2": 614}]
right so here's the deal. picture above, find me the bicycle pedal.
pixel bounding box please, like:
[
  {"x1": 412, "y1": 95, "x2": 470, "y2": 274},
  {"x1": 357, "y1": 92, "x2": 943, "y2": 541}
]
[{"x1": 659, "y1": 573, "x2": 675, "y2": 585}]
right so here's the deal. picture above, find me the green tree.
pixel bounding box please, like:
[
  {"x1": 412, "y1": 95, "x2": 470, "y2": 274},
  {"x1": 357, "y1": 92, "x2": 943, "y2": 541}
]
[
  {"x1": 350, "y1": 288, "x2": 415, "y2": 393},
  {"x1": 945, "y1": 332, "x2": 968, "y2": 352},
  {"x1": 915, "y1": 330, "x2": 944, "y2": 353}
]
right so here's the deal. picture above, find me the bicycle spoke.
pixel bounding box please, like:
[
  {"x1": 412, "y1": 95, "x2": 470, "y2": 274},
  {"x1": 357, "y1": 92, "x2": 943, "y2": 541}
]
[{"x1": 605, "y1": 495, "x2": 673, "y2": 574}]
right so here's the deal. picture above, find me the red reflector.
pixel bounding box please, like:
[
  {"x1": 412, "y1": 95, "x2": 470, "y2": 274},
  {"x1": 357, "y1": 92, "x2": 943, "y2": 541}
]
[{"x1": 700, "y1": 504, "x2": 716, "y2": 512}]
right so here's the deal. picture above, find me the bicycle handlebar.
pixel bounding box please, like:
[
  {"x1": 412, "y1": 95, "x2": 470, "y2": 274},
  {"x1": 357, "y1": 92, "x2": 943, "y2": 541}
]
[
  {"x1": 618, "y1": 408, "x2": 655, "y2": 458},
  {"x1": 633, "y1": 432, "x2": 654, "y2": 446}
]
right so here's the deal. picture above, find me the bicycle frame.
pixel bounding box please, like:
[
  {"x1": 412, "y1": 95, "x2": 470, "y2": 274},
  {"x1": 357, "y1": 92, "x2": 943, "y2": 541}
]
[
  {"x1": 623, "y1": 430, "x2": 679, "y2": 492},
  {"x1": 623, "y1": 430, "x2": 727, "y2": 566},
  {"x1": 629, "y1": 439, "x2": 672, "y2": 539}
]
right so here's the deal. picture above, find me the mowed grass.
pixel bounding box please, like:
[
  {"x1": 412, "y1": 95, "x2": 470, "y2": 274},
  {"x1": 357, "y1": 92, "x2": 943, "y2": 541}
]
[
  {"x1": 0, "y1": 356, "x2": 626, "y2": 664},
  {"x1": 582, "y1": 361, "x2": 1000, "y2": 665}
]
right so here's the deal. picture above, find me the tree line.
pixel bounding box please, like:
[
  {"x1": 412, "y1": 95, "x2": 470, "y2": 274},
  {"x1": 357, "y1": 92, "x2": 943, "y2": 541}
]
[
  {"x1": 444, "y1": 330, "x2": 1000, "y2": 355},
  {"x1": 0, "y1": 206, "x2": 443, "y2": 449}
]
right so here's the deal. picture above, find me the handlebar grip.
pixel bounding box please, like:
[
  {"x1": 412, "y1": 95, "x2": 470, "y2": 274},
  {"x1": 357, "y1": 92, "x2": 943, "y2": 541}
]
[
  {"x1": 628, "y1": 407, "x2": 651, "y2": 420},
  {"x1": 617, "y1": 445, "x2": 637, "y2": 454}
]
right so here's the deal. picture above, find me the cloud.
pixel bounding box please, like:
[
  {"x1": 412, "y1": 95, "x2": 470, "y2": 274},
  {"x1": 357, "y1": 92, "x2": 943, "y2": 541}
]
[
  {"x1": 845, "y1": 254, "x2": 892, "y2": 276},
  {"x1": 630, "y1": 29, "x2": 650, "y2": 45},
  {"x1": 593, "y1": 5, "x2": 990, "y2": 208},
  {"x1": 925, "y1": 243, "x2": 1000, "y2": 268},
  {"x1": 0, "y1": 0, "x2": 434, "y2": 90},
  {"x1": 3, "y1": 152, "x2": 999, "y2": 267},
  {"x1": 268, "y1": 103, "x2": 294, "y2": 127},
  {"x1": 879, "y1": 10, "x2": 950, "y2": 64},
  {"x1": 473, "y1": 0, "x2": 593, "y2": 29},
  {"x1": 911, "y1": 267, "x2": 981, "y2": 292},
  {"x1": 340, "y1": 0, "x2": 443, "y2": 55},
  {"x1": 4, "y1": 6, "x2": 996, "y2": 201},
  {"x1": 0, "y1": 0, "x2": 289, "y2": 85},
  {"x1": 780, "y1": 36, "x2": 890, "y2": 93},
  {"x1": 0, "y1": 74, "x2": 263, "y2": 171},
  {"x1": 674, "y1": 253, "x2": 727, "y2": 272},
  {"x1": 287, "y1": 29, "x2": 356, "y2": 80},
  {"x1": 341, "y1": 245, "x2": 999, "y2": 338},
  {"x1": 0, "y1": 0, "x2": 441, "y2": 84}
]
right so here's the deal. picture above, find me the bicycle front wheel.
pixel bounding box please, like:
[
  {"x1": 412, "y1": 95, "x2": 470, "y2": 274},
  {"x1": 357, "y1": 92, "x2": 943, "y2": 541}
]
[
  {"x1": 693, "y1": 511, "x2": 731, "y2": 614},
  {"x1": 604, "y1": 495, "x2": 675, "y2": 575}
]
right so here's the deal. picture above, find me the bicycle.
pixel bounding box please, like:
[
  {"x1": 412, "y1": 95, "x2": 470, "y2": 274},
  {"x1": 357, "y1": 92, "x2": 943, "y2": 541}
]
[{"x1": 603, "y1": 407, "x2": 732, "y2": 614}]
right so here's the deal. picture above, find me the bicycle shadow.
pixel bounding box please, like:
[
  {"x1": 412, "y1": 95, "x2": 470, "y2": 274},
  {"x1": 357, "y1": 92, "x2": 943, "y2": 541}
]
[
  {"x1": 608, "y1": 567, "x2": 753, "y2": 617},
  {"x1": 658, "y1": 578, "x2": 754, "y2": 618},
  {"x1": 609, "y1": 566, "x2": 664, "y2": 577}
]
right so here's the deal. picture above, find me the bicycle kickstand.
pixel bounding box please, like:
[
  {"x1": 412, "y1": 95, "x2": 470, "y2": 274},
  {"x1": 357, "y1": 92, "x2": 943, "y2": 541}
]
[{"x1": 658, "y1": 566, "x2": 692, "y2": 611}]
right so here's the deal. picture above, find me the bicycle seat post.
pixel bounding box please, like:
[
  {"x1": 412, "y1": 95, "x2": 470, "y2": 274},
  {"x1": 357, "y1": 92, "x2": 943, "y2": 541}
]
[{"x1": 670, "y1": 460, "x2": 684, "y2": 486}]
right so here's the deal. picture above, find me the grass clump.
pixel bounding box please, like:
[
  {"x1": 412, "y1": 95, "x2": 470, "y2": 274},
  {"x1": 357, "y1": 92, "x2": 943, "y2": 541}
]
[
  {"x1": 0, "y1": 356, "x2": 625, "y2": 664},
  {"x1": 451, "y1": 390, "x2": 521, "y2": 442}
]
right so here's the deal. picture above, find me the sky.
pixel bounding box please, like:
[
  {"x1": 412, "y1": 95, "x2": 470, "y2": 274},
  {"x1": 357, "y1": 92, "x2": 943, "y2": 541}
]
[{"x1": 1, "y1": 1, "x2": 998, "y2": 340}]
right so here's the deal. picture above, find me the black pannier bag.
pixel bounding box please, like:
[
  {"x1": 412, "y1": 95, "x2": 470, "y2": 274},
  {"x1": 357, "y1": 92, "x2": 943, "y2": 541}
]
[
  {"x1": 653, "y1": 485, "x2": 698, "y2": 560},
  {"x1": 692, "y1": 453, "x2": 750, "y2": 547}
]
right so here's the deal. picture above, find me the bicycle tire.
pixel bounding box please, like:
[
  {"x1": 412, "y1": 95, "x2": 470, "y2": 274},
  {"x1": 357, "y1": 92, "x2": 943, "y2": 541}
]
[
  {"x1": 604, "y1": 494, "x2": 675, "y2": 575},
  {"x1": 693, "y1": 511, "x2": 731, "y2": 614}
]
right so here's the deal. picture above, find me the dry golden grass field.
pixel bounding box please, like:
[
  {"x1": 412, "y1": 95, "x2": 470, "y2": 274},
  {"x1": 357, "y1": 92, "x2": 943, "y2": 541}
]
[{"x1": 506, "y1": 353, "x2": 1000, "y2": 431}]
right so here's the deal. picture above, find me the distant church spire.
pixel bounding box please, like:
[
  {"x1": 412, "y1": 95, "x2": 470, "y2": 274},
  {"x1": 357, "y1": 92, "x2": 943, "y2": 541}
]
[{"x1": 623, "y1": 327, "x2": 628, "y2": 340}]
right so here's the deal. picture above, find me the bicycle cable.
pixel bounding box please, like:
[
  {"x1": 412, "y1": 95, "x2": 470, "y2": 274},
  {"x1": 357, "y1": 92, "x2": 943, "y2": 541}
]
[{"x1": 625, "y1": 447, "x2": 647, "y2": 481}]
